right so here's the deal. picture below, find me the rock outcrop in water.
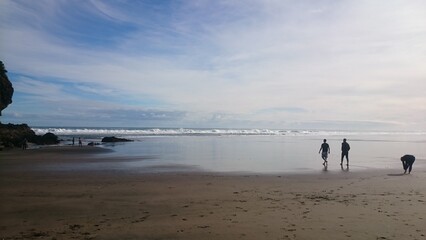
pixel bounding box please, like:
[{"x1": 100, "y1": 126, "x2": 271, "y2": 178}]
[
  {"x1": 101, "y1": 136, "x2": 133, "y2": 143},
  {"x1": 33, "y1": 132, "x2": 60, "y2": 145},
  {"x1": 0, "y1": 61, "x2": 14, "y2": 116}
]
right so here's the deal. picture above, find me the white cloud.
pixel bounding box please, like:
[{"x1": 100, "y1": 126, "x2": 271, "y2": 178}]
[{"x1": 1, "y1": 0, "x2": 426, "y2": 130}]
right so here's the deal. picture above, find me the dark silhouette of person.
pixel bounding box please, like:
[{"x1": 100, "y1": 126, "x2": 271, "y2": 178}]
[
  {"x1": 72, "y1": 137, "x2": 75, "y2": 146},
  {"x1": 401, "y1": 154, "x2": 415, "y2": 174},
  {"x1": 318, "y1": 139, "x2": 330, "y2": 165},
  {"x1": 22, "y1": 138, "x2": 28, "y2": 150},
  {"x1": 78, "y1": 137, "x2": 82, "y2": 147},
  {"x1": 341, "y1": 138, "x2": 350, "y2": 166}
]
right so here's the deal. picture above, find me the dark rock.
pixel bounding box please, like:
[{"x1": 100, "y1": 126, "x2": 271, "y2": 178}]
[
  {"x1": 101, "y1": 136, "x2": 133, "y2": 143},
  {"x1": 0, "y1": 61, "x2": 60, "y2": 148},
  {"x1": 88, "y1": 142, "x2": 101, "y2": 146},
  {"x1": 28, "y1": 132, "x2": 59, "y2": 145},
  {"x1": 38, "y1": 132, "x2": 60, "y2": 145},
  {"x1": 0, "y1": 123, "x2": 60, "y2": 147},
  {"x1": 0, "y1": 61, "x2": 14, "y2": 116},
  {"x1": 0, "y1": 123, "x2": 35, "y2": 148}
]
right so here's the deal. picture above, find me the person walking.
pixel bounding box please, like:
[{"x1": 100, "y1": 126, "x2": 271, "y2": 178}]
[
  {"x1": 78, "y1": 137, "x2": 82, "y2": 147},
  {"x1": 341, "y1": 138, "x2": 350, "y2": 166},
  {"x1": 401, "y1": 154, "x2": 415, "y2": 174},
  {"x1": 319, "y1": 139, "x2": 330, "y2": 165}
]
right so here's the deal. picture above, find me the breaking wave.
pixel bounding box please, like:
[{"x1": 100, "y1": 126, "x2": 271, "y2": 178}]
[{"x1": 31, "y1": 127, "x2": 426, "y2": 137}]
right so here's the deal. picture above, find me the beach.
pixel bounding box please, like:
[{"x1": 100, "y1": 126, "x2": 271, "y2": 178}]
[
  {"x1": 3, "y1": 1, "x2": 426, "y2": 239},
  {"x1": 1, "y1": 146, "x2": 425, "y2": 240}
]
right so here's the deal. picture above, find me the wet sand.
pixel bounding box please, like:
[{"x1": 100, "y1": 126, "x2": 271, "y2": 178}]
[{"x1": 1, "y1": 147, "x2": 426, "y2": 240}]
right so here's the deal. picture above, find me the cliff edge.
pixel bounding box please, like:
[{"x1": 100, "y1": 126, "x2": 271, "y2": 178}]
[
  {"x1": 0, "y1": 61, "x2": 14, "y2": 116},
  {"x1": 0, "y1": 61, "x2": 59, "y2": 149}
]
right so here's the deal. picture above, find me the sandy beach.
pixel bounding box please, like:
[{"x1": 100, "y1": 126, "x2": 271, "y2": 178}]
[{"x1": 1, "y1": 147, "x2": 425, "y2": 240}]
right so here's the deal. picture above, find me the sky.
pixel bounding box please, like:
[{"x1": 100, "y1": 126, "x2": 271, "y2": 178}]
[{"x1": 1, "y1": 0, "x2": 425, "y2": 130}]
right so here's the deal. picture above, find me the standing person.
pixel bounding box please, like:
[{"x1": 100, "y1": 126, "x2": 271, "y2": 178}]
[
  {"x1": 78, "y1": 137, "x2": 82, "y2": 147},
  {"x1": 72, "y1": 137, "x2": 75, "y2": 146},
  {"x1": 341, "y1": 138, "x2": 350, "y2": 166},
  {"x1": 22, "y1": 138, "x2": 28, "y2": 150},
  {"x1": 401, "y1": 154, "x2": 415, "y2": 174},
  {"x1": 318, "y1": 139, "x2": 330, "y2": 165}
]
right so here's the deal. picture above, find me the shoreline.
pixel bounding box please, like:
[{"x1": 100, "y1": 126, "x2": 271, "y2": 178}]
[
  {"x1": 1, "y1": 147, "x2": 426, "y2": 239},
  {"x1": 0, "y1": 145, "x2": 417, "y2": 175}
]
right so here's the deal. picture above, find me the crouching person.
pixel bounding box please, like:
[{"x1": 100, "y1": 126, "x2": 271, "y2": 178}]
[{"x1": 401, "y1": 155, "x2": 415, "y2": 174}]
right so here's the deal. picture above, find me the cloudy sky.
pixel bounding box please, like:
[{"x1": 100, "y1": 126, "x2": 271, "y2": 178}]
[{"x1": 1, "y1": 0, "x2": 425, "y2": 130}]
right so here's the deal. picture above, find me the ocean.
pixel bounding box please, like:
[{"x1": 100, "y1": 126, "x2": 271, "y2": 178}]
[{"x1": 32, "y1": 127, "x2": 426, "y2": 174}]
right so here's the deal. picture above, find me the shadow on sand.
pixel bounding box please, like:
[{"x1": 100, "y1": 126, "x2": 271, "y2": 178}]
[{"x1": 387, "y1": 173, "x2": 405, "y2": 176}]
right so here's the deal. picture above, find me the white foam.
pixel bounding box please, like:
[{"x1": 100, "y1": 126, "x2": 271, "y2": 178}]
[{"x1": 31, "y1": 127, "x2": 426, "y2": 137}]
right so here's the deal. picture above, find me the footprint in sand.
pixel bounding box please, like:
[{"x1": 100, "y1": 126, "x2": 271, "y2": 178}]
[
  {"x1": 69, "y1": 224, "x2": 83, "y2": 231},
  {"x1": 197, "y1": 225, "x2": 210, "y2": 229}
]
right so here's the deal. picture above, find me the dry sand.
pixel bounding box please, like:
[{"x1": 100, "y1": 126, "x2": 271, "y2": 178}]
[{"x1": 1, "y1": 147, "x2": 425, "y2": 240}]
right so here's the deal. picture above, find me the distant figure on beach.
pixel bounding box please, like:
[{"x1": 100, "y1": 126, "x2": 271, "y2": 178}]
[
  {"x1": 78, "y1": 137, "x2": 82, "y2": 147},
  {"x1": 22, "y1": 138, "x2": 28, "y2": 150},
  {"x1": 401, "y1": 154, "x2": 415, "y2": 174},
  {"x1": 318, "y1": 139, "x2": 330, "y2": 165},
  {"x1": 72, "y1": 137, "x2": 75, "y2": 146},
  {"x1": 341, "y1": 138, "x2": 350, "y2": 166}
]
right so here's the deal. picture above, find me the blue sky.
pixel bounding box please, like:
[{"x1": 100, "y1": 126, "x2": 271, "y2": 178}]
[{"x1": 1, "y1": 0, "x2": 425, "y2": 130}]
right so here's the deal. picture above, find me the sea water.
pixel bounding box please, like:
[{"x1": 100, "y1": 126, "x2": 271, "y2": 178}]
[{"x1": 33, "y1": 127, "x2": 426, "y2": 173}]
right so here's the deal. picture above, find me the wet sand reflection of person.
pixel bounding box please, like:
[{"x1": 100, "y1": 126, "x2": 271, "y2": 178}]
[
  {"x1": 322, "y1": 163, "x2": 328, "y2": 172},
  {"x1": 341, "y1": 164, "x2": 349, "y2": 172}
]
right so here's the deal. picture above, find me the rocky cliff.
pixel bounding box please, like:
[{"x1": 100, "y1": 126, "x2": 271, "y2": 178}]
[
  {"x1": 0, "y1": 61, "x2": 14, "y2": 116},
  {"x1": 0, "y1": 61, "x2": 60, "y2": 149}
]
